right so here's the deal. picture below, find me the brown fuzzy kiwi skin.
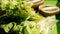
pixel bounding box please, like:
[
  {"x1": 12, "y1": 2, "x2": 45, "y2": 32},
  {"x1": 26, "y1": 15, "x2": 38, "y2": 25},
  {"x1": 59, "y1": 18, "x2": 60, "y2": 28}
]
[
  {"x1": 31, "y1": 0, "x2": 44, "y2": 8},
  {"x1": 39, "y1": 9, "x2": 60, "y2": 17}
]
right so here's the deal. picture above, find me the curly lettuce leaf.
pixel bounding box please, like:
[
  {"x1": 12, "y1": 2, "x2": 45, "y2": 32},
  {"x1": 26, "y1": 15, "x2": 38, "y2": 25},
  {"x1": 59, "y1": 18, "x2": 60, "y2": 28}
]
[{"x1": 0, "y1": 23, "x2": 13, "y2": 33}]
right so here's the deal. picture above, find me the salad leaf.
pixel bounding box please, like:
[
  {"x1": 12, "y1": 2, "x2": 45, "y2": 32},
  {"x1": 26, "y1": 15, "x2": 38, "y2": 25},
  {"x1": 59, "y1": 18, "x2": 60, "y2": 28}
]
[
  {"x1": 0, "y1": 22, "x2": 14, "y2": 33},
  {"x1": 20, "y1": 21, "x2": 40, "y2": 34}
]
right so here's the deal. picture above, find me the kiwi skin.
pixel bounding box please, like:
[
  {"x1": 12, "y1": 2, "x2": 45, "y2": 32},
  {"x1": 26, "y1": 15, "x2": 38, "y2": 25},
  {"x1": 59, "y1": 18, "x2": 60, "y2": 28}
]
[{"x1": 31, "y1": 0, "x2": 44, "y2": 9}]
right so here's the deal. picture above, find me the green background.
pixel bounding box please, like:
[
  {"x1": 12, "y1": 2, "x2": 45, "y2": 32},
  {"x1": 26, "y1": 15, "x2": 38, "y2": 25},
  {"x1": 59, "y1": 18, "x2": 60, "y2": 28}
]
[
  {"x1": 45, "y1": 0, "x2": 57, "y2": 5},
  {"x1": 45, "y1": 0, "x2": 60, "y2": 34}
]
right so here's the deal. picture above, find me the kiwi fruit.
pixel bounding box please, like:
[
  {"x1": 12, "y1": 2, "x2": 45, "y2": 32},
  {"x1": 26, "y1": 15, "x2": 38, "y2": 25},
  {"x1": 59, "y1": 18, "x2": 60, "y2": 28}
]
[{"x1": 39, "y1": 5, "x2": 60, "y2": 16}]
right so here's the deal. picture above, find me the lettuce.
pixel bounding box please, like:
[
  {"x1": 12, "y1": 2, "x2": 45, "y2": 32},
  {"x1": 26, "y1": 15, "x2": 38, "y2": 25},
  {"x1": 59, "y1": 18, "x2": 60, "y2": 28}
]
[
  {"x1": 0, "y1": 23, "x2": 13, "y2": 33},
  {"x1": 20, "y1": 21, "x2": 41, "y2": 34}
]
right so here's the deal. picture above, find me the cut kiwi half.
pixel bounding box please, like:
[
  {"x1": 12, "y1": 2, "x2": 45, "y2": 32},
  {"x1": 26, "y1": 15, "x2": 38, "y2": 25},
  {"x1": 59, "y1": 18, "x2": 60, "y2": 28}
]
[
  {"x1": 25, "y1": 0, "x2": 44, "y2": 8},
  {"x1": 39, "y1": 5, "x2": 60, "y2": 16}
]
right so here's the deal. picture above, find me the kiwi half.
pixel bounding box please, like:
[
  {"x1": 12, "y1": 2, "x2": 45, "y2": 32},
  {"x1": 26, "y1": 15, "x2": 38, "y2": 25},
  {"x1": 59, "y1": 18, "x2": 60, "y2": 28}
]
[
  {"x1": 26, "y1": 0, "x2": 44, "y2": 8},
  {"x1": 39, "y1": 5, "x2": 60, "y2": 16},
  {"x1": 31, "y1": 0, "x2": 44, "y2": 8}
]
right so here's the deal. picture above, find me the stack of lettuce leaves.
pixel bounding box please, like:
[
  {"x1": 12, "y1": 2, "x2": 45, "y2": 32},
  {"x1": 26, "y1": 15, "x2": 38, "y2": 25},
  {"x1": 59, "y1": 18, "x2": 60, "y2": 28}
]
[{"x1": 0, "y1": 0, "x2": 44, "y2": 34}]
